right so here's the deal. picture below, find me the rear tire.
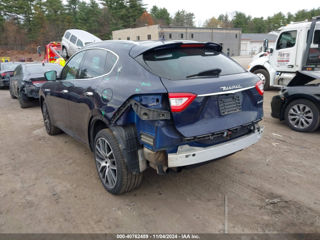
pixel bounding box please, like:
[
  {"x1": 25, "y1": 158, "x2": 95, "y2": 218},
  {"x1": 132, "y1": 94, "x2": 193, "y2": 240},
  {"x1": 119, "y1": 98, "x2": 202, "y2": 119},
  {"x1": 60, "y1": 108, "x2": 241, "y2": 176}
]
[
  {"x1": 285, "y1": 99, "x2": 320, "y2": 132},
  {"x1": 18, "y1": 90, "x2": 32, "y2": 108},
  {"x1": 253, "y1": 68, "x2": 270, "y2": 90},
  {"x1": 9, "y1": 81, "x2": 16, "y2": 99},
  {"x1": 94, "y1": 129, "x2": 143, "y2": 195},
  {"x1": 62, "y1": 47, "x2": 68, "y2": 59},
  {"x1": 41, "y1": 101, "x2": 62, "y2": 135}
]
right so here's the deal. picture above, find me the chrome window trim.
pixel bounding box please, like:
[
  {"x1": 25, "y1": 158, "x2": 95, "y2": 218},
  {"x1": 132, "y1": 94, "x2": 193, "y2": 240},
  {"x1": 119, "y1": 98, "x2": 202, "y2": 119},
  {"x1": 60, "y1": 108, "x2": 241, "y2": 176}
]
[
  {"x1": 63, "y1": 47, "x2": 120, "y2": 81},
  {"x1": 198, "y1": 86, "x2": 255, "y2": 97}
]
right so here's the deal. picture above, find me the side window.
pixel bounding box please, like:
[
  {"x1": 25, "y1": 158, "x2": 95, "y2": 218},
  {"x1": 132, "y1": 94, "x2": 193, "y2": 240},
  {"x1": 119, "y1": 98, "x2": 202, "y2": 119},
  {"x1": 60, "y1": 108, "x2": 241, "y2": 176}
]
[
  {"x1": 79, "y1": 50, "x2": 107, "y2": 79},
  {"x1": 14, "y1": 65, "x2": 22, "y2": 77},
  {"x1": 70, "y1": 35, "x2": 77, "y2": 44},
  {"x1": 64, "y1": 32, "x2": 71, "y2": 40},
  {"x1": 105, "y1": 51, "x2": 118, "y2": 73},
  {"x1": 79, "y1": 49, "x2": 118, "y2": 79},
  {"x1": 77, "y1": 39, "x2": 84, "y2": 47},
  {"x1": 314, "y1": 30, "x2": 320, "y2": 44},
  {"x1": 60, "y1": 51, "x2": 85, "y2": 80},
  {"x1": 276, "y1": 31, "x2": 297, "y2": 50}
]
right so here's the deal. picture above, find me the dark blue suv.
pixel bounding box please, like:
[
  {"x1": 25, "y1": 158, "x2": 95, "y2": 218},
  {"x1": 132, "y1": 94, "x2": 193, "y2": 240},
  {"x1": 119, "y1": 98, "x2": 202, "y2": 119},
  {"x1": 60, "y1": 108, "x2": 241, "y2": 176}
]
[{"x1": 41, "y1": 40, "x2": 264, "y2": 194}]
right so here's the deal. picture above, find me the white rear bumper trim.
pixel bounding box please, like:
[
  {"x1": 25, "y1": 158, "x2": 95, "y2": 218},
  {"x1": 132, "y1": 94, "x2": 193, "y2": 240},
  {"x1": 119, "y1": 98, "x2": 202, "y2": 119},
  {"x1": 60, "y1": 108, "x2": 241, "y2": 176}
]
[{"x1": 168, "y1": 127, "x2": 263, "y2": 168}]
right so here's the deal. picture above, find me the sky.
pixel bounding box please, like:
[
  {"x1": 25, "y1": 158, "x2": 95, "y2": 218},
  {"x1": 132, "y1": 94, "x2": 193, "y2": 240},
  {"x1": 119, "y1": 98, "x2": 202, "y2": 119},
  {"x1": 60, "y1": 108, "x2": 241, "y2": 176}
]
[{"x1": 142, "y1": 0, "x2": 320, "y2": 26}]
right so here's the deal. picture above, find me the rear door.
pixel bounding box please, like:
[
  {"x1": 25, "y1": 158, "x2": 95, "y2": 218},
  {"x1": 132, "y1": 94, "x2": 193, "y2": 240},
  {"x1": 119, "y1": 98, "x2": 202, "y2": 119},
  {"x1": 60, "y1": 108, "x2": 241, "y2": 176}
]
[{"x1": 137, "y1": 45, "x2": 263, "y2": 137}]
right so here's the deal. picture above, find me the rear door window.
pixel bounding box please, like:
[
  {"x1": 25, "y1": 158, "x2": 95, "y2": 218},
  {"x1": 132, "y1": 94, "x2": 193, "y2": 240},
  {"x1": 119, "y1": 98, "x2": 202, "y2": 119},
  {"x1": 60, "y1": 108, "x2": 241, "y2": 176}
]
[
  {"x1": 70, "y1": 35, "x2": 77, "y2": 44},
  {"x1": 79, "y1": 49, "x2": 113, "y2": 79},
  {"x1": 136, "y1": 47, "x2": 245, "y2": 80}
]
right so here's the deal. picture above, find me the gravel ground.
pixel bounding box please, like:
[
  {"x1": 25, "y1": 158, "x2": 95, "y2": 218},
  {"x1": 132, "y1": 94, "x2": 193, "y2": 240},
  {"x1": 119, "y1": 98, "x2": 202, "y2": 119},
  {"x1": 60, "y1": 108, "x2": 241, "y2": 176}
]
[{"x1": 0, "y1": 57, "x2": 319, "y2": 233}]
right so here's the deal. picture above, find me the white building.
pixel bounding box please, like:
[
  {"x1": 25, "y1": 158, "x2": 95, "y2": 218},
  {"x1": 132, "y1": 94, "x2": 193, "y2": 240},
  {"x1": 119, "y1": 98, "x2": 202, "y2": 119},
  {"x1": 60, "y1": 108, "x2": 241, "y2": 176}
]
[
  {"x1": 241, "y1": 33, "x2": 278, "y2": 56},
  {"x1": 112, "y1": 25, "x2": 242, "y2": 56}
]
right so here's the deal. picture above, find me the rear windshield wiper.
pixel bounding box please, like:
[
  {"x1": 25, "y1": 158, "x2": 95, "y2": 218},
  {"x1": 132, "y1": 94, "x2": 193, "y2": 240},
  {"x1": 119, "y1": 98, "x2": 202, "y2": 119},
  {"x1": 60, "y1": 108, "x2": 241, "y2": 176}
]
[{"x1": 186, "y1": 68, "x2": 221, "y2": 78}]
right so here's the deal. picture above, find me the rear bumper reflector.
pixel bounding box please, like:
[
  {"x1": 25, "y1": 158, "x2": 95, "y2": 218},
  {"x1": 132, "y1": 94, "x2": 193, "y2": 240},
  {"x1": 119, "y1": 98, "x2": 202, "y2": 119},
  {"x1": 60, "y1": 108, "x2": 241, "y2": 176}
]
[{"x1": 167, "y1": 125, "x2": 263, "y2": 167}]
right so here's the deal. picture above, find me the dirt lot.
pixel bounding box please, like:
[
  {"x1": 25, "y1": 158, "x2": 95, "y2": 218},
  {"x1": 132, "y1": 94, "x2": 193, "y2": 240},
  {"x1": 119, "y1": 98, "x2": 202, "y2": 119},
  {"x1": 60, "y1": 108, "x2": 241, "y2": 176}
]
[{"x1": 0, "y1": 62, "x2": 320, "y2": 233}]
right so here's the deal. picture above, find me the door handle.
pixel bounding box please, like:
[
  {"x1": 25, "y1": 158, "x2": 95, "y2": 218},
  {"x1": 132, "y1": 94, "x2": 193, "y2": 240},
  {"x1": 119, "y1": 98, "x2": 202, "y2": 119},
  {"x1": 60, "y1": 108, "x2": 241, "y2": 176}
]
[
  {"x1": 287, "y1": 65, "x2": 294, "y2": 68},
  {"x1": 84, "y1": 91, "x2": 94, "y2": 96},
  {"x1": 61, "y1": 89, "x2": 69, "y2": 93}
]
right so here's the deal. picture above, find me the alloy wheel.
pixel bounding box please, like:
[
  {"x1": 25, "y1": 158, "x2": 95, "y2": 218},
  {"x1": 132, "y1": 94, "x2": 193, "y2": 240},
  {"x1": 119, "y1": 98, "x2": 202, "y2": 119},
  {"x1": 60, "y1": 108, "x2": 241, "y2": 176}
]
[
  {"x1": 95, "y1": 137, "x2": 117, "y2": 189},
  {"x1": 288, "y1": 104, "x2": 314, "y2": 130}
]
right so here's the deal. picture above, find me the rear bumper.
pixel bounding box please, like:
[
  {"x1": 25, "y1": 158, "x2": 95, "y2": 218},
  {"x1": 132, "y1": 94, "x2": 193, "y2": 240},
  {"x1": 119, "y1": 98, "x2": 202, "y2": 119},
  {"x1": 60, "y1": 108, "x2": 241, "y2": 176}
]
[
  {"x1": 167, "y1": 126, "x2": 263, "y2": 167},
  {"x1": 0, "y1": 78, "x2": 9, "y2": 87}
]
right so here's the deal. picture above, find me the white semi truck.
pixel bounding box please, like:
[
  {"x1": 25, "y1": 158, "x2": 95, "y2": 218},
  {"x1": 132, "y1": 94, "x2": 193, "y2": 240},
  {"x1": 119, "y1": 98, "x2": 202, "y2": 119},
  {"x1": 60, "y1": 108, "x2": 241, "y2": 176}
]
[{"x1": 248, "y1": 16, "x2": 320, "y2": 90}]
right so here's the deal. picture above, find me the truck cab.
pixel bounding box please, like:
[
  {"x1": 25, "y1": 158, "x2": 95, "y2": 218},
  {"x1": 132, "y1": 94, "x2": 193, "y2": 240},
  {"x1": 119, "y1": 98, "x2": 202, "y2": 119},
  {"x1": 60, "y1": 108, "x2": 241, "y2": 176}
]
[{"x1": 249, "y1": 17, "x2": 320, "y2": 89}]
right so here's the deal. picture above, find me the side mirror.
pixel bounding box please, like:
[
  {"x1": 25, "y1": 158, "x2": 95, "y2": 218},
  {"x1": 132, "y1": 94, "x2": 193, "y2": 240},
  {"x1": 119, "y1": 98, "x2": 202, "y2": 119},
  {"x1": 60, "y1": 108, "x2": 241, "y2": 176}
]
[
  {"x1": 269, "y1": 48, "x2": 274, "y2": 54},
  {"x1": 263, "y1": 39, "x2": 269, "y2": 52},
  {"x1": 44, "y1": 70, "x2": 57, "y2": 81}
]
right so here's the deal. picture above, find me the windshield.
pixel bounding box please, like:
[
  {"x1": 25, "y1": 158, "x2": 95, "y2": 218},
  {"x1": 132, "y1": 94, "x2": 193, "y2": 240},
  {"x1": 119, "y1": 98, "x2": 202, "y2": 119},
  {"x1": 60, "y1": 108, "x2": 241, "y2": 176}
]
[{"x1": 136, "y1": 47, "x2": 245, "y2": 80}]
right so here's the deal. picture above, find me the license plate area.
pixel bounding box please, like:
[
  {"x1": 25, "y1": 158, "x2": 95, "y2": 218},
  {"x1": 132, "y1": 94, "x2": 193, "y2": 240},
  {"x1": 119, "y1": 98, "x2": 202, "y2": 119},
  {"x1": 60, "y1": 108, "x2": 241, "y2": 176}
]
[{"x1": 218, "y1": 94, "x2": 241, "y2": 115}]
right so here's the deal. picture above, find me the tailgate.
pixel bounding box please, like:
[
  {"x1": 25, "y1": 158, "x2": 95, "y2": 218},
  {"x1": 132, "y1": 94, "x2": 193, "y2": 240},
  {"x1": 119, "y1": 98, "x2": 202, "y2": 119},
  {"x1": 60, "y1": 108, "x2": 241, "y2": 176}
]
[
  {"x1": 162, "y1": 73, "x2": 263, "y2": 137},
  {"x1": 134, "y1": 42, "x2": 264, "y2": 138}
]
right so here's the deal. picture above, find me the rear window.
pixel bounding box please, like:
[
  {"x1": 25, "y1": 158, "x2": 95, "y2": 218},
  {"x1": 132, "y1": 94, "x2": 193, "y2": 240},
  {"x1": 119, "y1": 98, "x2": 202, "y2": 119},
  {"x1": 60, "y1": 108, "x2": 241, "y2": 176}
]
[
  {"x1": 64, "y1": 31, "x2": 71, "y2": 40},
  {"x1": 136, "y1": 47, "x2": 245, "y2": 80}
]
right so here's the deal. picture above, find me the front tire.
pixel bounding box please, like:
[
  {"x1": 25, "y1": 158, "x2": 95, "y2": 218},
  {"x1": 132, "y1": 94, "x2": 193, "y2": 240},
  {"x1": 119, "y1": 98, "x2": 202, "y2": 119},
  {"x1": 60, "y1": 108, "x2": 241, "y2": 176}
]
[
  {"x1": 285, "y1": 99, "x2": 320, "y2": 132},
  {"x1": 41, "y1": 102, "x2": 62, "y2": 135},
  {"x1": 94, "y1": 129, "x2": 143, "y2": 195},
  {"x1": 18, "y1": 90, "x2": 31, "y2": 108},
  {"x1": 253, "y1": 68, "x2": 270, "y2": 90}
]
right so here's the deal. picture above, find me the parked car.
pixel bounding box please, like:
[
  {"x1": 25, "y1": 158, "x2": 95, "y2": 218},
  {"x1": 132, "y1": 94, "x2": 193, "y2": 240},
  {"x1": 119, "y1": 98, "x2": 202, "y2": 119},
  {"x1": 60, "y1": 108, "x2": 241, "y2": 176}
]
[
  {"x1": 10, "y1": 63, "x2": 62, "y2": 108},
  {"x1": 61, "y1": 29, "x2": 101, "y2": 59},
  {"x1": 271, "y1": 71, "x2": 320, "y2": 132},
  {"x1": 40, "y1": 40, "x2": 264, "y2": 194},
  {"x1": 0, "y1": 62, "x2": 21, "y2": 88}
]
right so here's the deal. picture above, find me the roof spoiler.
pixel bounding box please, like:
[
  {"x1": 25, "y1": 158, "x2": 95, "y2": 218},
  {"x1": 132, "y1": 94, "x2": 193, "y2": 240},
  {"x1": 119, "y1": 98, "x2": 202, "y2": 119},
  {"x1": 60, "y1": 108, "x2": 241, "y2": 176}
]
[{"x1": 130, "y1": 42, "x2": 222, "y2": 58}]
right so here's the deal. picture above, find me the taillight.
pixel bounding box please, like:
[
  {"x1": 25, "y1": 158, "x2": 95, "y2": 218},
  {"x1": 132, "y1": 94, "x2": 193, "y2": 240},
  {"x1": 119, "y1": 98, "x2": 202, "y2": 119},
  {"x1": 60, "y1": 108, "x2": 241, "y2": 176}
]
[
  {"x1": 168, "y1": 93, "x2": 197, "y2": 112},
  {"x1": 255, "y1": 80, "x2": 264, "y2": 96},
  {"x1": 1, "y1": 73, "x2": 6, "y2": 77}
]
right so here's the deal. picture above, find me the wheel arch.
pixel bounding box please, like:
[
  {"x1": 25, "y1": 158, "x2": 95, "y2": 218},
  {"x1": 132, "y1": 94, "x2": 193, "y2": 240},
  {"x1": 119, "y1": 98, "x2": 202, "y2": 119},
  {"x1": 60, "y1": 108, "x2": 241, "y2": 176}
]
[
  {"x1": 250, "y1": 65, "x2": 269, "y2": 75},
  {"x1": 88, "y1": 116, "x2": 141, "y2": 174},
  {"x1": 88, "y1": 116, "x2": 109, "y2": 152}
]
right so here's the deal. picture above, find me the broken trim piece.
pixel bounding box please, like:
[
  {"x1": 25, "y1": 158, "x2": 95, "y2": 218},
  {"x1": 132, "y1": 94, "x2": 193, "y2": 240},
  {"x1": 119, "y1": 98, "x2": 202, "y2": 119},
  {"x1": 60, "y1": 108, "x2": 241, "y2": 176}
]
[{"x1": 111, "y1": 99, "x2": 171, "y2": 124}]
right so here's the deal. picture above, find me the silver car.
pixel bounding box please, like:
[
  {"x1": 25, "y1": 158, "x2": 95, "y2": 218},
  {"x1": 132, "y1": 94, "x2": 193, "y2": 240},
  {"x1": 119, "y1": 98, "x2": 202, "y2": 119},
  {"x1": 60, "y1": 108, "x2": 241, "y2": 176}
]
[{"x1": 61, "y1": 29, "x2": 101, "y2": 58}]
